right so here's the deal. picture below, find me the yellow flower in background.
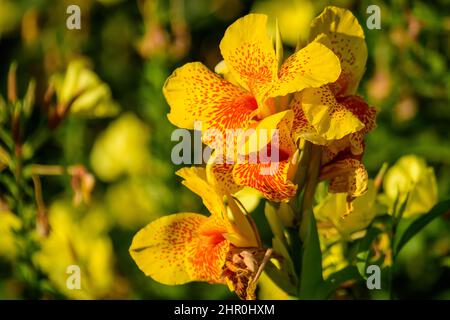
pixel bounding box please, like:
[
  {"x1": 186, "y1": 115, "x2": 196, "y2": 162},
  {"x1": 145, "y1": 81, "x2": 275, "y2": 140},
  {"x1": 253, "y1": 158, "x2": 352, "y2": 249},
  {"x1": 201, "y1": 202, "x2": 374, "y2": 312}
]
[
  {"x1": 251, "y1": 0, "x2": 315, "y2": 46},
  {"x1": 0, "y1": 210, "x2": 21, "y2": 260},
  {"x1": 315, "y1": 180, "x2": 379, "y2": 238},
  {"x1": 164, "y1": 13, "x2": 340, "y2": 145},
  {"x1": 381, "y1": 155, "x2": 438, "y2": 217},
  {"x1": 316, "y1": 225, "x2": 348, "y2": 280},
  {"x1": 50, "y1": 59, "x2": 119, "y2": 118},
  {"x1": 130, "y1": 167, "x2": 270, "y2": 300},
  {"x1": 90, "y1": 112, "x2": 151, "y2": 182},
  {"x1": 33, "y1": 201, "x2": 114, "y2": 299},
  {"x1": 322, "y1": 241, "x2": 348, "y2": 280},
  {"x1": 105, "y1": 177, "x2": 174, "y2": 230}
]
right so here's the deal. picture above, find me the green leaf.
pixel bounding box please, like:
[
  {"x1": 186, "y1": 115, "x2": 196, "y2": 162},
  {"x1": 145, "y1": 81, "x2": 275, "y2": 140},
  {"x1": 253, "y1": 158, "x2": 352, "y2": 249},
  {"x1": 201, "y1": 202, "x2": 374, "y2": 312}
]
[
  {"x1": 272, "y1": 237, "x2": 297, "y2": 285},
  {"x1": 317, "y1": 266, "x2": 362, "y2": 299},
  {"x1": 393, "y1": 191, "x2": 410, "y2": 227},
  {"x1": 395, "y1": 199, "x2": 450, "y2": 257},
  {"x1": 298, "y1": 209, "x2": 324, "y2": 299},
  {"x1": 286, "y1": 227, "x2": 302, "y2": 277},
  {"x1": 352, "y1": 227, "x2": 382, "y2": 279},
  {"x1": 264, "y1": 261, "x2": 297, "y2": 296}
]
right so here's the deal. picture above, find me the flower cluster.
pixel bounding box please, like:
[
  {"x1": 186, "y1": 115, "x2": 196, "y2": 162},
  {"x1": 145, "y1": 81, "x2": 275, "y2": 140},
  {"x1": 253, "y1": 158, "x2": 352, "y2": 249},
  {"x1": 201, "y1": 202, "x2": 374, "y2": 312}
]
[{"x1": 130, "y1": 6, "x2": 377, "y2": 299}]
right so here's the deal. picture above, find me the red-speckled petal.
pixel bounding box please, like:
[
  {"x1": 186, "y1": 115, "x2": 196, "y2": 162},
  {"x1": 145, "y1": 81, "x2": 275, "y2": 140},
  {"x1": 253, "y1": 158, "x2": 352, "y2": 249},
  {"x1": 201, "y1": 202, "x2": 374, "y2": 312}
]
[
  {"x1": 290, "y1": 92, "x2": 328, "y2": 145},
  {"x1": 219, "y1": 14, "x2": 277, "y2": 101},
  {"x1": 310, "y1": 6, "x2": 368, "y2": 95},
  {"x1": 233, "y1": 160, "x2": 297, "y2": 202},
  {"x1": 320, "y1": 157, "x2": 368, "y2": 201},
  {"x1": 186, "y1": 215, "x2": 231, "y2": 282},
  {"x1": 164, "y1": 62, "x2": 258, "y2": 145},
  {"x1": 129, "y1": 213, "x2": 206, "y2": 284},
  {"x1": 342, "y1": 95, "x2": 377, "y2": 155},
  {"x1": 130, "y1": 213, "x2": 231, "y2": 285},
  {"x1": 301, "y1": 86, "x2": 364, "y2": 140},
  {"x1": 206, "y1": 152, "x2": 243, "y2": 195},
  {"x1": 323, "y1": 95, "x2": 377, "y2": 156}
]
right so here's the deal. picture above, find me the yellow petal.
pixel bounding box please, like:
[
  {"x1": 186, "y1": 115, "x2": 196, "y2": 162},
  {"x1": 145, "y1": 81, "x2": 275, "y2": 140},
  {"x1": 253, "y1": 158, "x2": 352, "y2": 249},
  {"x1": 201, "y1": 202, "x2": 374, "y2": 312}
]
[
  {"x1": 320, "y1": 158, "x2": 369, "y2": 201},
  {"x1": 226, "y1": 196, "x2": 260, "y2": 248},
  {"x1": 301, "y1": 86, "x2": 364, "y2": 140},
  {"x1": 317, "y1": 95, "x2": 376, "y2": 157},
  {"x1": 233, "y1": 187, "x2": 262, "y2": 213},
  {"x1": 220, "y1": 14, "x2": 277, "y2": 99},
  {"x1": 315, "y1": 181, "x2": 377, "y2": 237},
  {"x1": 269, "y1": 40, "x2": 341, "y2": 97},
  {"x1": 310, "y1": 6, "x2": 367, "y2": 95},
  {"x1": 206, "y1": 152, "x2": 243, "y2": 195},
  {"x1": 214, "y1": 60, "x2": 240, "y2": 87},
  {"x1": 164, "y1": 62, "x2": 258, "y2": 140},
  {"x1": 176, "y1": 167, "x2": 226, "y2": 217},
  {"x1": 383, "y1": 155, "x2": 438, "y2": 217},
  {"x1": 238, "y1": 110, "x2": 294, "y2": 155},
  {"x1": 290, "y1": 92, "x2": 328, "y2": 145},
  {"x1": 233, "y1": 159, "x2": 297, "y2": 202},
  {"x1": 130, "y1": 213, "x2": 232, "y2": 285},
  {"x1": 129, "y1": 213, "x2": 206, "y2": 285},
  {"x1": 186, "y1": 215, "x2": 231, "y2": 283},
  {"x1": 233, "y1": 111, "x2": 297, "y2": 201}
]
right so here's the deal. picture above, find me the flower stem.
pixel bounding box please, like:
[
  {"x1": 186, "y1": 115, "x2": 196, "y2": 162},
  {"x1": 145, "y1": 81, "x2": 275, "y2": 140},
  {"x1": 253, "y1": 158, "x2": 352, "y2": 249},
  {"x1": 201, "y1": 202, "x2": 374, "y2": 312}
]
[
  {"x1": 299, "y1": 144, "x2": 322, "y2": 241},
  {"x1": 289, "y1": 141, "x2": 312, "y2": 224}
]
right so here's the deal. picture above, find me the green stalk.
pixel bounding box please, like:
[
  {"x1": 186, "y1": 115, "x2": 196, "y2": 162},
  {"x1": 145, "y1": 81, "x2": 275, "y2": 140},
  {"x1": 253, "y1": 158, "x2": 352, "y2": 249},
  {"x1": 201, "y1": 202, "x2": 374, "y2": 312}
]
[
  {"x1": 289, "y1": 141, "x2": 312, "y2": 224},
  {"x1": 299, "y1": 144, "x2": 322, "y2": 241}
]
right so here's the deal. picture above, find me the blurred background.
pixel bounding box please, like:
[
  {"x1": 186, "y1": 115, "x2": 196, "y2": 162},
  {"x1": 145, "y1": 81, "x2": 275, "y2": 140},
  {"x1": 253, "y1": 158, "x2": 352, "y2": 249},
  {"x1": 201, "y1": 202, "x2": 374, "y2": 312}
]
[{"x1": 0, "y1": 0, "x2": 449, "y2": 299}]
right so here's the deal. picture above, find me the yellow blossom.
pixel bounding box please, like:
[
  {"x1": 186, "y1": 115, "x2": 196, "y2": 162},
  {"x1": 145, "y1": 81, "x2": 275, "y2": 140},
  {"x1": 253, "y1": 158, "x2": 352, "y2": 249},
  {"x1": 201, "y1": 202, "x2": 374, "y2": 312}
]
[
  {"x1": 381, "y1": 155, "x2": 438, "y2": 217},
  {"x1": 33, "y1": 201, "x2": 114, "y2": 299},
  {"x1": 0, "y1": 210, "x2": 21, "y2": 260},
  {"x1": 129, "y1": 167, "x2": 270, "y2": 300},
  {"x1": 90, "y1": 112, "x2": 151, "y2": 181},
  {"x1": 49, "y1": 59, "x2": 119, "y2": 118},
  {"x1": 315, "y1": 180, "x2": 379, "y2": 238}
]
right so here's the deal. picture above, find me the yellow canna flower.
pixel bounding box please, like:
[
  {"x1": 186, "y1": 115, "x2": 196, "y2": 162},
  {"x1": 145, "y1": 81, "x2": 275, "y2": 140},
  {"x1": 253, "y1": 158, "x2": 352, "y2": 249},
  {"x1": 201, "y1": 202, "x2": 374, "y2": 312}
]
[
  {"x1": 129, "y1": 167, "x2": 270, "y2": 300},
  {"x1": 286, "y1": 7, "x2": 378, "y2": 205},
  {"x1": 381, "y1": 155, "x2": 438, "y2": 217},
  {"x1": 163, "y1": 13, "x2": 341, "y2": 146}
]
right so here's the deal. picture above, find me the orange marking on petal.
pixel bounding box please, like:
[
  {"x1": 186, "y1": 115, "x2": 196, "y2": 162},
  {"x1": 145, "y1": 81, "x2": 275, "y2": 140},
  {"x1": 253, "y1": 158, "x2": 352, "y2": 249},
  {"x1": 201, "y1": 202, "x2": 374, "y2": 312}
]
[{"x1": 164, "y1": 62, "x2": 258, "y2": 146}]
